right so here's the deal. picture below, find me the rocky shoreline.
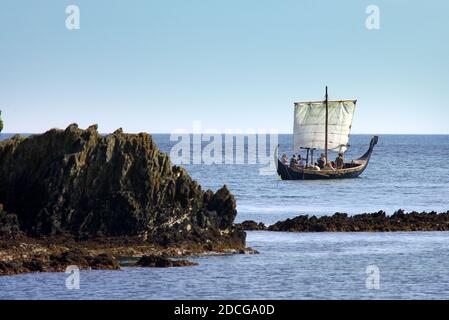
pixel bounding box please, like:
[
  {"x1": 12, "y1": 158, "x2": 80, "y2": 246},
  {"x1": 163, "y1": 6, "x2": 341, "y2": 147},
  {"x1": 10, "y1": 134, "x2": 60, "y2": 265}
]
[
  {"x1": 1, "y1": 124, "x2": 448, "y2": 277},
  {"x1": 0, "y1": 235, "x2": 257, "y2": 276},
  {"x1": 236, "y1": 210, "x2": 449, "y2": 232},
  {"x1": 0, "y1": 124, "x2": 253, "y2": 276}
]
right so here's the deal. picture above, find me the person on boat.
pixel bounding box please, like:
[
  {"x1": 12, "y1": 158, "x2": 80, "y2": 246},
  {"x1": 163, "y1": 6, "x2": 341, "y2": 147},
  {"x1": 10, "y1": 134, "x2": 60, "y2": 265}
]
[
  {"x1": 298, "y1": 155, "x2": 306, "y2": 168},
  {"x1": 282, "y1": 154, "x2": 289, "y2": 165},
  {"x1": 335, "y1": 152, "x2": 345, "y2": 169},
  {"x1": 316, "y1": 153, "x2": 326, "y2": 169},
  {"x1": 307, "y1": 163, "x2": 321, "y2": 170},
  {"x1": 289, "y1": 155, "x2": 297, "y2": 168},
  {"x1": 323, "y1": 161, "x2": 336, "y2": 171}
]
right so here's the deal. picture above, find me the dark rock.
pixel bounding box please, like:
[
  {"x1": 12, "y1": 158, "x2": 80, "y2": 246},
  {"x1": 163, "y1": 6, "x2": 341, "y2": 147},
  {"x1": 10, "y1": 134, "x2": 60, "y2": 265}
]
[
  {"x1": 50, "y1": 248, "x2": 90, "y2": 267},
  {"x1": 49, "y1": 248, "x2": 120, "y2": 270},
  {"x1": 0, "y1": 204, "x2": 20, "y2": 239},
  {"x1": 268, "y1": 210, "x2": 449, "y2": 232},
  {"x1": 87, "y1": 253, "x2": 120, "y2": 270},
  {"x1": 136, "y1": 255, "x2": 198, "y2": 268},
  {"x1": 0, "y1": 249, "x2": 120, "y2": 275},
  {"x1": 0, "y1": 261, "x2": 22, "y2": 275},
  {"x1": 22, "y1": 258, "x2": 45, "y2": 272},
  {"x1": 235, "y1": 220, "x2": 267, "y2": 231},
  {"x1": 238, "y1": 248, "x2": 260, "y2": 254},
  {"x1": 0, "y1": 124, "x2": 245, "y2": 249}
]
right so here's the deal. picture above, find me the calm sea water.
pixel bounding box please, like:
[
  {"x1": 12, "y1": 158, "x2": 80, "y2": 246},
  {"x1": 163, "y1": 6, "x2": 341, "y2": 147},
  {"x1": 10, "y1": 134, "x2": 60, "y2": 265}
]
[
  {"x1": 1, "y1": 133, "x2": 448, "y2": 299},
  {"x1": 2, "y1": 231, "x2": 449, "y2": 300},
  {"x1": 159, "y1": 134, "x2": 449, "y2": 225}
]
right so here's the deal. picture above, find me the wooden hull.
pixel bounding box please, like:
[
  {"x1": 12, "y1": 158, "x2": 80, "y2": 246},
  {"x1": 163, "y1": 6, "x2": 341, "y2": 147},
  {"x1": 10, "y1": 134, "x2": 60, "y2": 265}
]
[{"x1": 276, "y1": 136, "x2": 378, "y2": 180}]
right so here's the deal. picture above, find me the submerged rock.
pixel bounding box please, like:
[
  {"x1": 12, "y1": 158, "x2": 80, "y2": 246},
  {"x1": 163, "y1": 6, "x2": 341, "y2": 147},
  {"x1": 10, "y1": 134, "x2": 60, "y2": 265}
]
[
  {"x1": 136, "y1": 255, "x2": 198, "y2": 268},
  {"x1": 0, "y1": 124, "x2": 245, "y2": 249}
]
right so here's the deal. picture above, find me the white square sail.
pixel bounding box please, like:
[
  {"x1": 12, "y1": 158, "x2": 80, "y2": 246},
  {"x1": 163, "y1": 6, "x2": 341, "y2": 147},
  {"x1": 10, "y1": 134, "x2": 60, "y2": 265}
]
[{"x1": 293, "y1": 100, "x2": 356, "y2": 153}]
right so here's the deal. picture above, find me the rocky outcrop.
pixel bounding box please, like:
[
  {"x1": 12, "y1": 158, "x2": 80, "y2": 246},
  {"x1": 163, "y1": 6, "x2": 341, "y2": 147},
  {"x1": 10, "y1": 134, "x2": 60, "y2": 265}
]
[
  {"x1": 0, "y1": 124, "x2": 245, "y2": 249},
  {"x1": 268, "y1": 210, "x2": 449, "y2": 232},
  {"x1": 0, "y1": 248, "x2": 119, "y2": 276},
  {"x1": 136, "y1": 255, "x2": 198, "y2": 268}
]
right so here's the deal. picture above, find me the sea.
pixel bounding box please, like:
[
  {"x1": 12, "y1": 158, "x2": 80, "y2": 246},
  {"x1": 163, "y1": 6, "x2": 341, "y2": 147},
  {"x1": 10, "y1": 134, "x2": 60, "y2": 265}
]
[{"x1": 1, "y1": 133, "x2": 449, "y2": 300}]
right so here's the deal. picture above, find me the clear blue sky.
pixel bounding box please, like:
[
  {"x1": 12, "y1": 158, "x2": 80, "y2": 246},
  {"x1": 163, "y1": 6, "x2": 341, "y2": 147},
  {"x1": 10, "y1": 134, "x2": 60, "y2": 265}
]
[{"x1": 1, "y1": 0, "x2": 448, "y2": 134}]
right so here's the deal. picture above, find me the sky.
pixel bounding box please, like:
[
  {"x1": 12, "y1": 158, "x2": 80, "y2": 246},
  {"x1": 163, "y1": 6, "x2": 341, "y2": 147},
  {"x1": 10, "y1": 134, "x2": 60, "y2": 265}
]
[{"x1": 1, "y1": 0, "x2": 448, "y2": 134}]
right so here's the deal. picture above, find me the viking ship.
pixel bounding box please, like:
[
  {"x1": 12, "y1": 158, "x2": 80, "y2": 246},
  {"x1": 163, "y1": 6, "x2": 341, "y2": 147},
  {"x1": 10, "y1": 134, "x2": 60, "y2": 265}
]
[{"x1": 276, "y1": 87, "x2": 378, "y2": 180}]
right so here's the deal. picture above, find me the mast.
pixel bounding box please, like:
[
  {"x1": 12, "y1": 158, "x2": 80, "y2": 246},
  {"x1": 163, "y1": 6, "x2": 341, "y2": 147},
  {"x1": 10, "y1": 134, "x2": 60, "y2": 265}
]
[{"x1": 324, "y1": 86, "x2": 329, "y2": 162}]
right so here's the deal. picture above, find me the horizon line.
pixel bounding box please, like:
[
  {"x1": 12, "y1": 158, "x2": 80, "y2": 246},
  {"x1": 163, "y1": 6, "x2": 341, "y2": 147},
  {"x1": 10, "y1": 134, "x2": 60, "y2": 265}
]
[{"x1": 1, "y1": 132, "x2": 449, "y2": 136}]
